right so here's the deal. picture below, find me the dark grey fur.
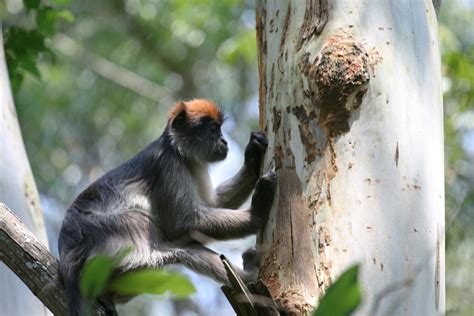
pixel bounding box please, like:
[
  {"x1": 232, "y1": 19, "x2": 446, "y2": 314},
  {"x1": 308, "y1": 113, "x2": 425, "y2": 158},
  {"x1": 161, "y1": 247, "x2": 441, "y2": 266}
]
[{"x1": 58, "y1": 105, "x2": 277, "y2": 316}]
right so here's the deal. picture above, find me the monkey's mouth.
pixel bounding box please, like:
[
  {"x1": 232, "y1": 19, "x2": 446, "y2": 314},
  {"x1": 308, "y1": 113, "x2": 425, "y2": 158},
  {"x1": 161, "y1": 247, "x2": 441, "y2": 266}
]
[{"x1": 210, "y1": 145, "x2": 228, "y2": 162}]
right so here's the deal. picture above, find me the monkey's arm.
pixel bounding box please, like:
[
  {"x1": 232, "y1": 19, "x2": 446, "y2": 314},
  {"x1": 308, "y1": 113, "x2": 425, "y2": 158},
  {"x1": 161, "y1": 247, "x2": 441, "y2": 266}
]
[
  {"x1": 165, "y1": 207, "x2": 257, "y2": 241},
  {"x1": 192, "y1": 207, "x2": 258, "y2": 240},
  {"x1": 214, "y1": 167, "x2": 257, "y2": 209},
  {"x1": 165, "y1": 171, "x2": 277, "y2": 241},
  {"x1": 214, "y1": 132, "x2": 268, "y2": 209},
  {"x1": 200, "y1": 171, "x2": 276, "y2": 240}
]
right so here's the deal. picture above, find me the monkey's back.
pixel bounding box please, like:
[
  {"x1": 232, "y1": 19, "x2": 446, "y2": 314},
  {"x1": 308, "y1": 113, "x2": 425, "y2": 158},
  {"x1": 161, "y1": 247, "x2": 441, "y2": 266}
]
[{"x1": 57, "y1": 138, "x2": 170, "y2": 269}]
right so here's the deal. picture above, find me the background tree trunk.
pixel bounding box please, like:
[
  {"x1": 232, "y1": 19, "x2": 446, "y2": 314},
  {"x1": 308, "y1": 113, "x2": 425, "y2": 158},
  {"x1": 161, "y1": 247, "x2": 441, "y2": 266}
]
[
  {"x1": 256, "y1": 1, "x2": 444, "y2": 315},
  {"x1": 0, "y1": 30, "x2": 51, "y2": 315}
]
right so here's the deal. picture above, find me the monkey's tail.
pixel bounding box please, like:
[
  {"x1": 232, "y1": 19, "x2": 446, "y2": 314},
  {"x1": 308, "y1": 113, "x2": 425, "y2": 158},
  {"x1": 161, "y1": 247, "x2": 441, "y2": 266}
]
[{"x1": 58, "y1": 253, "x2": 85, "y2": 316}]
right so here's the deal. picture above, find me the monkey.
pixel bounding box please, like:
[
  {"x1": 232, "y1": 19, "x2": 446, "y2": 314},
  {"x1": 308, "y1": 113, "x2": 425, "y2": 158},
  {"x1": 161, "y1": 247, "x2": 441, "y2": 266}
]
[{"x1": 57, "y1": 99, "x2": 277, "y2": 316}]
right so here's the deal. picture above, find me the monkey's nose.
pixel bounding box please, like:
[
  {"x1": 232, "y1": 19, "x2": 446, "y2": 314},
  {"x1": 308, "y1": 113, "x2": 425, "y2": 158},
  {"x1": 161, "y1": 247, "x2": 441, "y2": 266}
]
[{"x1": 220, "y1": 137, "x2": 228, "y2": 146}]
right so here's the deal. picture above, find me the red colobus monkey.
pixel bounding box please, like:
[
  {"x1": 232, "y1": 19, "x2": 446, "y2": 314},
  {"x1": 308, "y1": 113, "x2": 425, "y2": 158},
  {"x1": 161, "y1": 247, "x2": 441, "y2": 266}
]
[{"x1": 58, "y1": 99, "x2": 277, "y2": 315}]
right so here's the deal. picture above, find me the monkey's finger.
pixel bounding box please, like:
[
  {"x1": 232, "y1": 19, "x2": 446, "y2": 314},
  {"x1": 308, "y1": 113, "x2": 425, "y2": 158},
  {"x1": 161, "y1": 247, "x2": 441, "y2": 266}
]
[
  {"x1": 264, "y1": 169, "x2": 278, "y2": 182},
  {"x1": 251, "y1": 138, "x2": 267, "y2": 152},
  {"x1": 264, "y1": 162, "x2": 275, "y2": 174},
  {"x1": 251, "y1": 131, "x2": 268, "y2": 148}
]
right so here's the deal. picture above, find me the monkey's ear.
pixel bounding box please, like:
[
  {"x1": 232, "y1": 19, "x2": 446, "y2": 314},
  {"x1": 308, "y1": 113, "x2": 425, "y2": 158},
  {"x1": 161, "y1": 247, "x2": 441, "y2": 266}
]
[{"x1": 169, "y1": 101, "x2": 188, "y2": 129}]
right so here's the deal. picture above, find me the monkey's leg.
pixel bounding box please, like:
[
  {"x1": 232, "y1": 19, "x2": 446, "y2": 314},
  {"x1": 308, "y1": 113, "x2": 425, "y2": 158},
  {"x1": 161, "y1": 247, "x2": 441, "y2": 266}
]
[
  {"x1": 59, "y1": 209, "x2": 162, "y2": 315},
  {"x1": 162, "y1": 244, "x2": 257, "y2": 285}
]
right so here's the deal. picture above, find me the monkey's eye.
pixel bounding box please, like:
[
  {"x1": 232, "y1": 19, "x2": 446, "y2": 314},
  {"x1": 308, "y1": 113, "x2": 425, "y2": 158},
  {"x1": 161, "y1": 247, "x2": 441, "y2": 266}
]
[{"x1": 210, "y1": 122, "x2": 220, "y2": 133}]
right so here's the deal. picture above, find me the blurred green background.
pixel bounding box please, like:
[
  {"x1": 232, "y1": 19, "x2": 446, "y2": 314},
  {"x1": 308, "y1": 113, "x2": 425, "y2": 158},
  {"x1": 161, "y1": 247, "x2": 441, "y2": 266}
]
[{"x1": 1, "y1": 0, "x2": 473, "y2": 315}]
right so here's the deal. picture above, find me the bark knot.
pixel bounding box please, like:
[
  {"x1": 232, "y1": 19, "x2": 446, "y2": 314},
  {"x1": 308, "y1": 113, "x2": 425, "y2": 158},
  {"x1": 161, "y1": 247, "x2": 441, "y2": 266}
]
[{"x1": 301, "y1": 33, "x2": 373, "y2": 138}]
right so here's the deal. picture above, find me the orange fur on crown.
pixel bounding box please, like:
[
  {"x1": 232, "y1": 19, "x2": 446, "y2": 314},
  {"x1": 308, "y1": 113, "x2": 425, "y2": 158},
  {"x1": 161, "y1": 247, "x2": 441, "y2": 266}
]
[{"x1": 168, "y1": 99, "x2": 222, "y2": 122}]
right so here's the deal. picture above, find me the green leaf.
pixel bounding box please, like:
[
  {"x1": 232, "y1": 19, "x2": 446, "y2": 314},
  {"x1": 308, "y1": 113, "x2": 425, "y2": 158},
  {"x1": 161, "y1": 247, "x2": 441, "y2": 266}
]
[
  {"x1": 57, "y1": 10, "x2": 75, "y2": 22},
  {"x1": 37, "y1": 7, "x2": 74, "y2": 35},
  {"x1": 108, "y1": 269, "x2": 195, "y2": 298},
  {"x1": 79, "y1": 256, "x2": 116, "y2": 302},
  {"x1": 4, "y1": 28, "x2": 45, "y2": 57},
  {"x1": 313, "y1": 265, "x2": 362, "y2": 316},
  {"x1": 49, "y1": 0, "x2": 71, "y2": 4},
  {"x1": 9, "y1": 71, "x2": 24, "y2": 93},
  {"x1": 20, "y1": 57, "x2": 42, "y2": 79},
  {"x1": 24, "y1": 0, "x2": 40, "y2": 9},
  {"x1": 37, "y1": 8, "x2": 57, "y2": 35},
  {"x1": 23, "y1": 30, "x2": 46, "y2": 53},
  {"x1": 79, "y1": 248, "x2": 134, "y2": 302}
]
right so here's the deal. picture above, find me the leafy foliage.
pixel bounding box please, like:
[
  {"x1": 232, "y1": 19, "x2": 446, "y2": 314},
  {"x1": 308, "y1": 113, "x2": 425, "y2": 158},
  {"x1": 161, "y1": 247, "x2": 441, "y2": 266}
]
[
  {"x1": 4, "y1": 0, "x2": 258, "y2": 205},
  {"x1": 80, "y1": 255, "x2": 116, "y2": 303},
  {"x1": 80, "y1": 252, "x2": 194, "y2": 313},
  {"x1": 24, "y1": 0, "x2": 41, "y2": 10},
  {"x1": 109, "y1": 269, "x2": 195, "y2": 298},
  {"x1": 438, "y1": 1, "x2": 474, "y2": 314},
  {"x1": 3, "y1": 0, "x2": 74, "y2": 91},
  {"x1": 313, "y1": 265, "x2": 362, "y2": 316}
]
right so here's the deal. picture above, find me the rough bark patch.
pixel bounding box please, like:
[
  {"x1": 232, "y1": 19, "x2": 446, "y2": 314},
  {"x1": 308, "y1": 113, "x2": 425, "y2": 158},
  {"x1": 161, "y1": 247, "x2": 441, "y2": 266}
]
[
  {"x1": 297, "y1": 0, "x2": 329, "y2": 50},
  {"x1": 317, "y1": 226, "x2": 333, "y2": 287},
  {"x1": 300, "y1": 33, "x2": 374, "y2": 138},
  {"x1": 274, "y1": 144, "x2": 283, "y2": 170},
  {"x1": 292, "y1": 106, "x2": 318, "y2": 164},
  {"x1": 272, "y1": 105, "x2": 282, "y2": 133},
  {"x1": 256, "y1": 2, "x2": 267, "y2": 129},
  {"x1": 261, "y1": 168, "x2": 318, "y2": 315},
  {"x1": 279, "y1": 3, "x2": 292, "y2": 52},
  {"x1": 326, "y1": 139, "x2": 338, "y2": 181},
  {"x1": 269, "y1": 64, "x2": 276, "y2": 105}
]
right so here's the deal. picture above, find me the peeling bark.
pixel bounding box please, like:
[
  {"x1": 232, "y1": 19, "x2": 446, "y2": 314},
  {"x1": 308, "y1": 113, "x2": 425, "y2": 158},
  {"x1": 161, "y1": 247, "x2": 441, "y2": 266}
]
[
  {"x1": 256, "y1": 1, "x2": 445, "y2": 314},
  {"x1": 256, "y1": 2, "x2": 267, "y2": 129},
  {"x1": 297, "y1": 0, "x2": 329, "y2": 50}
]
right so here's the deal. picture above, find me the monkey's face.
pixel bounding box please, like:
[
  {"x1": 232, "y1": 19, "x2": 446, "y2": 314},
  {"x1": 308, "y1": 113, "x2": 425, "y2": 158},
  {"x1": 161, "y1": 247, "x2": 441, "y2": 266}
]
[
  {"x1": 194, "y1": 118, "x2": 228, "y2": 162},
  {"x1": 171, "y1": 115, "x2": 228, "y2": 163}
]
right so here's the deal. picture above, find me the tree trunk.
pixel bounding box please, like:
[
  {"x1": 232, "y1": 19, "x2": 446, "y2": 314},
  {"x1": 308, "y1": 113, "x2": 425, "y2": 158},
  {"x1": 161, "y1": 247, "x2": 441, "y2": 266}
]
[
  {"x1": 256, "y1": 1, "x2": 445, "y2": 315},
  {"x1": 0, "y1": 29, "x2": 51, "y2": 315}
]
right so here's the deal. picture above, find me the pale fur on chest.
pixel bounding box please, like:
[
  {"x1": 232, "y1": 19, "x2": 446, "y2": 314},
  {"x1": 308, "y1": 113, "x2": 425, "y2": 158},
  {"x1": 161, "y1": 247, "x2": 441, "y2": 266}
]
[{"x1": 189, "y1": 163, "x2": 215, "y2": 206}]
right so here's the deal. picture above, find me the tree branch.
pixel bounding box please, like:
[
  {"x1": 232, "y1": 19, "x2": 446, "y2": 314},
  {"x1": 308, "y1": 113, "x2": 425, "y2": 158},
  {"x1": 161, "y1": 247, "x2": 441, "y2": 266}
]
[
  {"x1": 0, "y1": 202, "x2": 106, "y2": 316},
  {"x1": 52, "y1": 33, "x2": 175, "y2": 105}
]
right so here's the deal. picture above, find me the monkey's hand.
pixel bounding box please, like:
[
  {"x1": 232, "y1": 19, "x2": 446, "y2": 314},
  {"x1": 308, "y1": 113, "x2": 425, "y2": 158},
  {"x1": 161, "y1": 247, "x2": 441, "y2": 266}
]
[
  {"x1": 242, "y1": 248, "x2": 259, "y2": 272},
  {"x1": 241, "y1": 248, "x2": 259, "y2": 283},
  {"x1": 250, "y1": 169, "x2": 277, "y2": 225},
  {"x1": 244, "y1": 132, "x2": 268, "y2": 176}
]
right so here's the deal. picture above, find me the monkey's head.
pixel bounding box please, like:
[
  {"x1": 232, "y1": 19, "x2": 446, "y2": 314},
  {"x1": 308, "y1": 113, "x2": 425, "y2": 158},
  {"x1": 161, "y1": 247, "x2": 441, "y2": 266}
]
[{"x1": 168, "y1": 99, "x2": 228, "y2": 163}]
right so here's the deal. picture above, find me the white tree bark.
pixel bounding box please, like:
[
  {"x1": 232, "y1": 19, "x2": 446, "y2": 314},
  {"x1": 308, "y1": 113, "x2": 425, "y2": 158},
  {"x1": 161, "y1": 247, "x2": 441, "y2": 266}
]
[
  {"x1": 0, "y1": 30, "x2": 51, "y2": 315},
  {"x1": 256, "y1": 1, "x2": 444, "y2": 315}
]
